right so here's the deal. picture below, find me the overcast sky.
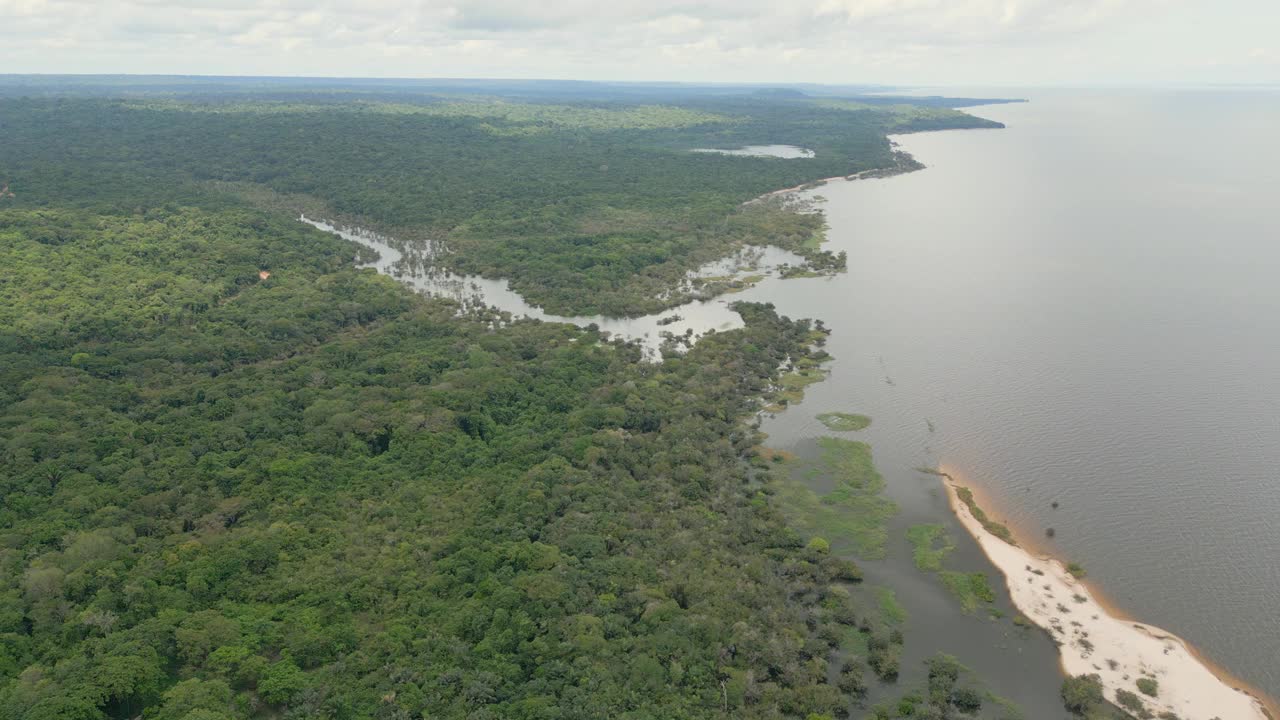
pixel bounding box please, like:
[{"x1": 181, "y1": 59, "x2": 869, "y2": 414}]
[{"x1": 3, "y1": 0, "x2": 1277, "y2": 86}]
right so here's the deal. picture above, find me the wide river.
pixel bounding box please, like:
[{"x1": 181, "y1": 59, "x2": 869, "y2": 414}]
[
  {"x1": 309, "y1": 87, "x2": 1280, "y2": 711},
  {"x1": 754, "y1": 88, "x2": 1280, "y2": 702}
]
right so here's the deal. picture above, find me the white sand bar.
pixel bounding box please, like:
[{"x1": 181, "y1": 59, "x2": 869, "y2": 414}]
[{"x1": 944, "y1": 479, "x2": 1272, "y2": 720}]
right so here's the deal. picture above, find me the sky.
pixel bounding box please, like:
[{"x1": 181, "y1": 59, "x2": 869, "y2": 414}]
[{"x1": 2, "y1": 0, "x2": 1278, "y2": 86}]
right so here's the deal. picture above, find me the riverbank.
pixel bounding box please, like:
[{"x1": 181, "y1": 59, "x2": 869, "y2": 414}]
[
  {"x1": 748, "y1": 150, "x2": 926, "y2": 204},
  {"x1": 940, "y1": 470, "x2": 1274, "y2": 720}
]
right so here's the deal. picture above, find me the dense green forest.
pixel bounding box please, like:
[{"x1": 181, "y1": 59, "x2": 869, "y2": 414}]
[
  {"x1": 1, "y1": 81, "x2": 1022, "y2": 719},
  {"x1": 0, "y1": 89, "x2": 999, "y2": 316}
]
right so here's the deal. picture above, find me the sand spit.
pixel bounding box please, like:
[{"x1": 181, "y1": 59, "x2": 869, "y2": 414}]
[{"x1": 942, "y1": 478, "x2": 1272, "y2": 720}]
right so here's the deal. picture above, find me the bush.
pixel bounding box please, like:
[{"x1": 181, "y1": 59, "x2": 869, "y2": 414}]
[
  {"x1": 1136, "y1": 677, "x2": 1159, "y2": 697},
  {"x1": 806, "y1": 536, "x2": 831, "y2": 554},
  {"x1": 1061, "y1": 674, "x2": 1104, "y2": 715},
  {"x1": 950, "y1": 687, "x2": 983, "y2": 714},
  {"x1": 1115, "y1": 689, "x2": 1145, "y2": 712},
  {"x1": 867, "y1": 635, "x2": 901, "y2": 682}
]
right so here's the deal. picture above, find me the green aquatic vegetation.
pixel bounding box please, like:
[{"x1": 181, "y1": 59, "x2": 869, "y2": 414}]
[
  {"x1": 940, "y1": 571, "x2": 997, "y2": 613},
  {"x1": 776, "y1": 367, "x2": 829, "y2": 404},
  {"x1": 775, "y1": 438, "x2": 898, "y2": 558},
  {"x1": 1067, "y1": 561, "x2": 1087, "y2": 578},
  {"x1": 870, "y1": 653, "x2": 1005, "y2": 719},
  {"x1": 906, "y1": 523, "x2": 955, "y2": 572},
  {"x1": 815, "y1": 411, "x2": 872, "y2": 431},
  {"x1": 877, "y1": 586, "x2": 908, "y2": 625}
]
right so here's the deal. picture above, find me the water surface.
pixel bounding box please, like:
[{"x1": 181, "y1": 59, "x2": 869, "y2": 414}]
[
  {"x1": 692, "y1": 144, "x2": 815, "y2": 158},
  {"x1": 754, "y1": 88, "x2": 1280, "y2": 700}
]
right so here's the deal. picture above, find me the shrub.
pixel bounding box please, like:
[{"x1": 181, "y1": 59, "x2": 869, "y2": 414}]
[
  {"x1": 1066, "y1": 562, "x2": 1086, "y2": 578},
  {"x1": 1136, "y1": 677, "x2": 1159, "y2": 697},
  {"x1": 1115, "y1": 689, "x2": 1145, "y2": 712},
  {"x1": 1061, "y1": 674, "x2": 1104, "y2": 715},
  {"x1": 806, "y1": 536, "x2": 831, "y2": 555},
  {"x1": 950, "y1": 687, "x2": 983, "y2": 713}
]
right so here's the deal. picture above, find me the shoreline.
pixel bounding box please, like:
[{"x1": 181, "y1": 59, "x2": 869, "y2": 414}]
[
  {"x1": 747, "y1": 152, "x2": 925, "y2": 204},
  {"x1": 938, "y1": 467, "x2": 1275, "y2": 720}
]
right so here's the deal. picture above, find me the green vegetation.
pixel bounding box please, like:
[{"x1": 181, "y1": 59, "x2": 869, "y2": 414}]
[
  {"x1": 815, "y1": 412, "x2": 871, "y2": 432},
  {"x1": 1115, "y1": 689, "x2": 1145, "y2": 713},
  {"x1": 1061, "y1": 675, "x2": 1131, "y2": 719},
  {"x1": 865, "y1": 654, "x2": 997, "y2": 719},
  {"x1": 129, "y1": 98, "x2": 734, "y2": 132},
  {"x1": 0, "y1": 87, "x2": 996, "y2": 317},
  {"x1": 814, "y1": 100, "x2": 1003, "y2": 133},
  {"x1": 876, "y1": 587, "x2": 908, "y2": 625},
  {"x1": 905, "y1": 523, "x2": 955, "y2": 572},
  {"x1": 1062, "y1": 675, "x2": 1107, "y2": 715},
  {"x1": 1136, "y1": 677, "x2": 1159, "y2": 697},
  {"x1": 1067, "y1": 562, "x2": 1088, "y2": 578},
  {"x1": 903, "y1": 521, "x2": 997, "y2": 616},
  {"x1": 0, "y1": 79, "x2": 1009, "y2": 719},
  {"x1": 939, "y1": 572, "x2": 998, "y2": 614},
  {"x1": 0, "y1": 205, "x2": 874, "y2": 719},
  {"x1": 775, "y1": 438, "x2": 898, "y2": 559},
  {"x1": 954, "y1": 487, "x2": 1017, "y2": 545}
]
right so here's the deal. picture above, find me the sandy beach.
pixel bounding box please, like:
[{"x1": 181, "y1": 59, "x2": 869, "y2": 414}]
[{"x1": 942, "y1": 474, "x2": 1273, "y2": 720}]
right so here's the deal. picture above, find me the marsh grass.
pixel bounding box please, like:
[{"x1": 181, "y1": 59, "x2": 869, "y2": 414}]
[
  {"x1": 776, "y1": 368, "x2": 828, "y2": 404},
  {"x1": 906, "y1": 524, "x2": 955, "y2": 572},
  {"x1": 816, "y1": 411, "x2": 872, "y2": 432},
  {"x1": 775, "y1": 437, "x2": 898, "y2": 559},
  {"x1": 939, "y1": 571, "x2": 997, "y2": 613},
  {"x1": 877, "y1": 587, "x2": 908, "y2": 625}
]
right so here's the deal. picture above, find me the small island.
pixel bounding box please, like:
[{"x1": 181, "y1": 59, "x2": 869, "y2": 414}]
[{"x1": 817, "y1": 411, "x2": 872, "y2": 431}]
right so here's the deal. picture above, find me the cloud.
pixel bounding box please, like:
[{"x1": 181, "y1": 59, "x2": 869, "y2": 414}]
[
  {"x1": 0, "y1": 0, "x2": 1275, "y2": 85},
  {"x1": 1247, "y1": 48, "x2": 1278, "y2": 64}
]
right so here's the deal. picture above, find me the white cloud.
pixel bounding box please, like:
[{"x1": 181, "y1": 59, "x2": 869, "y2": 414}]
[
  {"x1": 0, "y1": 0, "x2": 1275, "y2": 85},
  {"x1": 1248, "y1": 48, "x2": 1278, "y2": 64}
]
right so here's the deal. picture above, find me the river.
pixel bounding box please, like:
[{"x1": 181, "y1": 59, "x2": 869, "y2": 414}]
[
  {"x1": 304, "y1": 86, "x2": 1280, "y2": 714},
  {"x1": 753, "y1": 87, "x2": 1280, "y2": 705}
]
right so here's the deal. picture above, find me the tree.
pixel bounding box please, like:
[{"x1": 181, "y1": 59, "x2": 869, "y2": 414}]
[
  {"x1": 257, "y1": 658, "x2": 307, "y2": 705},
  {"x1": 1061, "y1": 674, "x2": 1105, "y2": 715},
  {"x1": 154, "y1": 679, "x2": 234, "y2": 720},
  {"x1": 176, "y1": 611, "x2": 240, "y2": 665}
]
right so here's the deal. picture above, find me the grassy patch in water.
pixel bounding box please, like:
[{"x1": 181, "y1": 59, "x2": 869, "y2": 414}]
[
  {"x1": 753, "y1": 446, "x2": 797, "y2": 464},
  {"x1": 876, "y1": 586, "x2": 908, "y2": 625},
  {"x1": 939, "y1": 571, "x2": 997, "y2": 613},
  {"x1": 816, "y1": 411, "x2": 872, "y2": 432},
  {"x1": 775, "y1": 437, "x2": 898, "y2": 559},
  {"x1": 906, "y1": 523, "x2": 955, "y2": 572}
]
